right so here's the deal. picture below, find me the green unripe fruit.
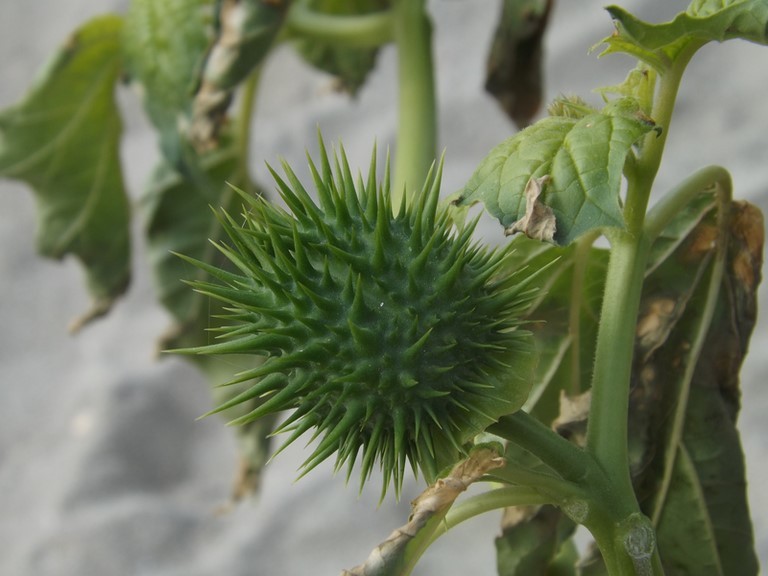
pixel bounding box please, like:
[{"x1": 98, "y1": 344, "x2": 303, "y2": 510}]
[{"x1": 180, "y1": 142, "x2": 536, "y2": 497}]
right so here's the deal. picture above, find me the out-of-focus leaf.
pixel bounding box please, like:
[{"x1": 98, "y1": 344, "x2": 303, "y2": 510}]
[
  {"x1": 142, "y1": 143, "x2": 240, "y2": 335},
  {"x1": 485, "y1": 0, "x2": 553, "y2": 128},
  {"x1": 630, "y1": 201, "x2": 763, "y2": 574},
  {"x1": 496, "y1": 505, "x2": 576, "y2": 576},
  {"x1": 456, "y1": 99, "x2": 655, "y2": 245},
  {"x1": 122, "y1": 0, "x2": 213, "y2": 166},
  {"x1": 293, "y1": 0, "x2": 388, "y2": 95},
  {"x1": 142, "y1": 136, "x2": 275, "y2": 499},
  {"x1": 0, "y1": 15, "x2": 130, "y2": 328},
  {"x1": 341, "y1": 445, "x2": 505, "y2": 576},
  {"x1": 495, "y1": 236, "x2": 607, "y2": 425},
  {"x1": 599, "y1": 1, "x2": 768, "y2": 71},
  {"x1": 191, "y1": 0, "x2": 290, "y2": 151}
]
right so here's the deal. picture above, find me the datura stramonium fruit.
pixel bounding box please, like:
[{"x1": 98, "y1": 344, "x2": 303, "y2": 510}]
[{"x1": 180, "y1": 142, "x2": 537, "y2": 497}]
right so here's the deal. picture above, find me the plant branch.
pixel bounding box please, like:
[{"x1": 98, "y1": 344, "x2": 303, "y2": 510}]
[
  {"x1": 489, "y1": 411, "x2": 591, "y2": 484},
  {"x1": 286, "y1": 3, "x2": 394, "y2": 47},
  {"x1": 644, "y1": 165, "x2": 732, "y2": 241},
  {"x1": 426, "y1": 486, "x2": 552, "y2": 546}
]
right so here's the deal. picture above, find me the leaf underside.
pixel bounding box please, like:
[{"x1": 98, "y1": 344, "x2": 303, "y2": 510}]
[
  {"x1": 0, "y1": 15, "x2": 130, "y2": 325},
  {"x1": 600, "y1": 0, "x2": 768, "y2": 70}
]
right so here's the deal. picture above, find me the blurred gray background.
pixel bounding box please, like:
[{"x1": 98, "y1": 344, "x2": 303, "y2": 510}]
[{"x1": 1, "y1": 1, "x2": 766, "y2": 574}]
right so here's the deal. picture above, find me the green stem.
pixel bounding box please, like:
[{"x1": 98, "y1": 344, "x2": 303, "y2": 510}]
[
  {"x1": 235, "y1": 70, "x2": 261, "y2": 195},
  {"x1": 584, "y1": 230, "x2": 650, "y2": 507},
  {"x1": 489, "y1": 411, "x2": 590, "y2": 484},
  {"x1": 644, "y1": 165, "x2": 732, "y2": 241},
  {"x1": 568, "y1": 230, "x2": 601, "y2": 393},
  {"x1": 286, "y1": 4, "x2": 394, "y2": 47},
  {"x1": 426, "y1": 486, "x2": 552, "y2": 546},
  {"x1": 391, "y1": 0, "x2": 437, "y2": 211},
  {"x1": 623, "y1": 41, "x2": 703, "y2": 233}
]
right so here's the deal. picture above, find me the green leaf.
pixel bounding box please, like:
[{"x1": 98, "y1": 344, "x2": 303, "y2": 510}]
[
  {"x1": 294, "y1": 0, "x2": 388, "y2": 95},
  {"x1": 122, "y1": 0, "x2": 212, "y2": 165},
  {"x1": 600, "y1": 1, "x2": 768, "y2": 71},
  {"x1": 457, "y1": 99, "x2": 654, "y2": 246},
  {"x1": 485, "y1": 0, "x2": 552, "y2": 128},
  {"x1": 0, "y1": 15, "x2": 130, "y2": 327}
]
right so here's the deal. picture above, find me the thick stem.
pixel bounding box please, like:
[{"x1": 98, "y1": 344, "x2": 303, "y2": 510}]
[
  {"x1": 584, "y1": 231, "x2": 650, "y2": 508},
  {"x1": 391, "y1": 0, "x2": 437, "y2": 211}
]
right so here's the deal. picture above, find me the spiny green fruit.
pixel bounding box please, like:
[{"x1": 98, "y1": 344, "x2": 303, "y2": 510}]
[{"x1": 179, "y1": 141, "x2": 537, "y2": 497}]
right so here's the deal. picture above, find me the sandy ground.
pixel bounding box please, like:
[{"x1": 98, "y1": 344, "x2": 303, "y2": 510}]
[{"x1": 1, "y1": 1, "x2": 766, "y2": 574}]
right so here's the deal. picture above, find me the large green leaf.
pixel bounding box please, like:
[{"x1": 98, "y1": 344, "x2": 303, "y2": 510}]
[
  {"x1": 122, "y1": 0, "x2": 212, "y2": 166},
  {"x1": 0, "y1": 15, "x2": 130, "y2": 327},
  {"x1": 600, "y1": 0, "x2": 768, "y2": 71},
  {"x1": 456, "y1": 99, "x2": 655, "y2": 245}
]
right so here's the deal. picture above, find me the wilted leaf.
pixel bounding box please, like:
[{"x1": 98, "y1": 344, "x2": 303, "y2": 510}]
[
  {"x1": 629, "y1": 201, "x2": 763, "y2": 574},
  {"x1": 191, "y1": 0, "x2": 289, "y2": 151},
  {"x1": 342, "y1": 445, "x2": 505, "y2": 576},
  {"x1": 122, "y1": 0, "x2": 212, "y2": 166},
  {"x1": 485, "y1": 0, "x2": 553, "y2": 128},
  {"x1": 457, "y1": 99, "x2": 655, "y2": 245},
  {"x1": 599, "y1": 1, "x2": 768, "y2": 71},
  {"x1": 294, "y1": 0, "x2": 388, "y2": 95},
  {"x1": 0, "y1": 15, "x2": 130, "y2": 327}
]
